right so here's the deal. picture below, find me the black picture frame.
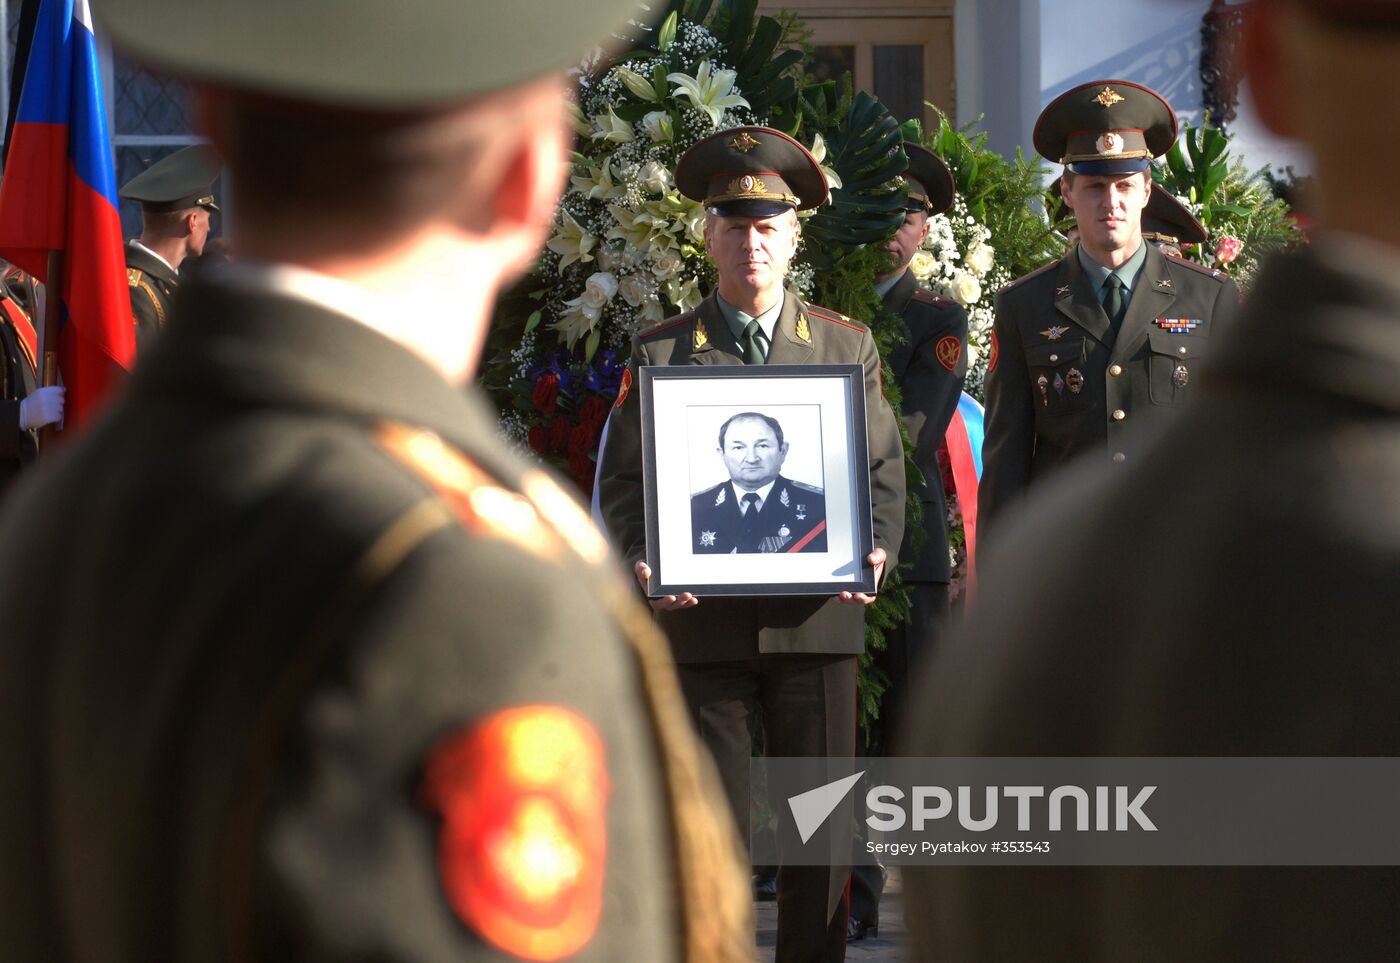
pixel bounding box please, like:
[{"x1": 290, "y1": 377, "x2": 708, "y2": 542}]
[{"x1": 639, "y1": 363, "x2": 876, "y2": 597}]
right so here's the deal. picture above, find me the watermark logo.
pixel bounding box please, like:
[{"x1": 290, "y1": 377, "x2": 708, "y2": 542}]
[{"x1": 787, "y1": 771, "x2": 863, "y2": 844}]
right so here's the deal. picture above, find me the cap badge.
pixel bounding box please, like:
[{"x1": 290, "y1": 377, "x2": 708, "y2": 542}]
[
  {"x1": 1040, "y1": 325, "x2": 1069, "y2": 341},
  {"x1": 1095, "y1": 132, "x2": 1123, "y2": 155},
  {"x1": 729, "y1": 174, "x2": 768, "y2": 195},
  {"x1": 729, "y1": 132, "x2": 760, "y2": 154},
  {"x1": 795, "y1": 312, "x2": 812, "y2": 344},
  {"x1": 1094, "y1": 86, "x2": 1125, "y2": 108}
]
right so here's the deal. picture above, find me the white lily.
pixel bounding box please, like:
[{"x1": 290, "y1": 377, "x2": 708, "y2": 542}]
[
  {"x1": 809, "y1": 132, "x2": 843, "y2": 191},
  {"x1": 641, "y1": 110, "x2": 674, "y2": 143},
  {"x1": 546, "y1": 211, "x2": 596, "y2": 273},
  {"x1": 570, "y1": 158, "x2": 623, "y2": 201},
  {"x1": 667, "y1": 61, "x2": 749, "y2": 127},
  {"x1": 568, "y1": 102, "x2": 592, "y2": 138},
  {"x1": 553, "y1": 296, "x2": 600, "y2": 347},
  {"x1": 665, "y1": 274, "x2": 703, "y2": 312},
  {"x1": 591, "y1": 106, "x2": 635, "y2": 143},
  {"x1": 616, "y1": 68, "x2": 658, "y2": 102}
]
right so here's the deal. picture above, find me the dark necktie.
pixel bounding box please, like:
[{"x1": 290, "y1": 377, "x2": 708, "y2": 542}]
[
  {"x1": 741, "y1": 319, "x2": 767, "y2": 365},
  {"x1": 741, "y1": 492, "x2": 760, "y2": 527},
  {"x1": 1103, "y1": 274, "x2": 1126, "y2": 329}
]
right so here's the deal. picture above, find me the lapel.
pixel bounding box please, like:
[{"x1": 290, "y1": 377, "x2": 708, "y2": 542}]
[
  {"x1": 883, "y1": 269, "x2": 917, "y2": 316},
  {"x1": 1054, "y1": 249, "x2": 1114, "y2": 351},
  {"x1": 765, "y1": 289, "x2": 814, "y2": 365},
  {"x1": 687, "y1": 293, "x2": 743, "y2": 365},
  {"x1": 1110, "y1": 244, "x2": 1177, "y2": 365}
]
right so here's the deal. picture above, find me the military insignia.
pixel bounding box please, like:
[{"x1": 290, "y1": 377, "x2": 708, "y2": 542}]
[
  {"x1": 1055, "y1": 285, "x2": 1070, "y2": 298},
  {"x1": 729, "y1": 132, "x2": 760, "y2": 153},
  {"x1": 796, "y1": 505, "x2": 806, "y2": 520},
  {"x1": 779, "y1": 526, "x2": 790, "y2": 538},
  {"x1": 1173, "y1": 364, "x2": 1190, "y2": 388},
  {"x1": 693, "y1": 318, "x2": 709, "y2": 350},
  {"x1": 613, "y1": 367, "x2": 632, "y2": 409},
  {"x1": 729, "y1": 174, "x2": 767, "y2": 195},
  {"x1": 780, "y1": 488, "x2": 790, "y2": 508},
  {"x1": 1040, "y1": 325, "x2": 1069, "y2": 341},
  {"x1": 1067, "y1": 367, "x2": 1084, "y2": 394},
  {"x1": 988, "y1": 332, "x2": 1000, "y2": 373},
  {"x1": 795, "y1": 312, "x2": 812, "y2": 344},
  {"x1": 1037, "y1": 374, "x2": 1049, "y2": 407},
  {"x1": 1053, "y1": 372, "x2": 1065, "y2": 395},
  {"x1": 935, "y1": 335, "x2": 962, "y2": 372},
  {"x1": 1153, "y1": 318, "x2": 1203, "y2": 333},
  {"x1": 1095, "y1": 132, "x2": 1123, "y2": 155},
  {"x1": 1094, "y1": 86, "x2": 1125, "y2": 107},
  {"x1": 1156, "y1": 278, "x2": 1173, "y2": 289},
  {"x1": 714, "y1": 486, "x2": 726, "y2": 506},
  {"x1": 520, "y1": 471, "x2": 609, "y2": 565},
  {"x1": 126, "y1": 267, "x2": 142, "y2": 287},
  {"x1": 700, "y1": 530, "x2": 717, "y2": 547}
]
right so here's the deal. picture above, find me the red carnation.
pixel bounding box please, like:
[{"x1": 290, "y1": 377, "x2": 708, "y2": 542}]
[
  {"x1": 568, "y1": 422, "x2": 593, "y2": 456},
  {"x1": 527, "y1": 425, "x2": 548, "y2": 454},
  {"x1": 577, "y1": 394, "x2": 610, "y2": 435},
  {"x1": 569, "y1": 452, "x2": 596, "y2": 498},
  {"x1": 549, "y1": 416, "x2": 572, "y2": 453},
  {"x1": 532, "y1": 372, "x2": 560, "y2": 414}
]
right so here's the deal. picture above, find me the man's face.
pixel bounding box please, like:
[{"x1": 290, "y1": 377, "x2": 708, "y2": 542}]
[
  {"x1": 1061, "y1": 172, "x2": 1149, "y2": 253},
  {"x1": 719, "y1": 417, "x2": 788, "y2": 491},
  {"x1": 703, "y1": 211, "x2": 800, "y2": 300},
  {"x1": 882, "y1": 208, "x2": 930, "y2": 278}
]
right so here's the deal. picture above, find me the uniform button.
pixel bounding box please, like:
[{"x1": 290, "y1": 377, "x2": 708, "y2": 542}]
[
  {"x1": 1177, "y1": 346, "x2": 1188, "y2": 356},
  {"x1": 1112, "y1": 452, "x2": 1126, "y2": 464},
  {"x1": 1049, "y1": 354, "x2": 1058, "y2": 363},
  {"x1": 1109, "y1": 364, "x2": 1123, "y2": 377},
  {"x1": 1112, "y1": 409, "x2": 1126, "y2": 421}
]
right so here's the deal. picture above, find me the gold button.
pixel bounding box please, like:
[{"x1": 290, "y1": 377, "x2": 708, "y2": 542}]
[
  {"x1": 1049, "y1": 354, "x2": 1059, "y2": 363},
  {"x1": 1112, "y1": 452, "x2": 1126, "y2": 464},
  {"x1": 1112, "y1": 409, "x2": 1126, "y2": 421},
  {"x1": 1109, "y1": 364, "x2": 1123, "y2": 377},
  {"x1": 1178, "y1": 346, "x2": 1188, "y2": 356}
]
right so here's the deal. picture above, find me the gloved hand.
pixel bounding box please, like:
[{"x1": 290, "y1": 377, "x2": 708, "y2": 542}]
[{"x1": 19, "y1": 385, "x2": 64, "y2": 431}]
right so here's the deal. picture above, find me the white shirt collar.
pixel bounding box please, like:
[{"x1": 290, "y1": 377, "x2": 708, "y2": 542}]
[
  {"x1": 129, "y1": 239, "x2": 177, "y2": 275},
  {"x1": 209, "y1": 260, "x2": 398, "y2": 334},
  {"x1": 732, "y1": 478, "x2": 777, "y2": 511}
]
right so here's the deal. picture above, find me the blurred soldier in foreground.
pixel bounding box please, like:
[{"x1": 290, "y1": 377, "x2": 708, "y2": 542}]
[
  {"x1": 119, "y1": 144, "x2": 220, "y2": 352},
  {"x1": 978, "y1": 80, "x2": 1240, "y2": 537},
  {"x1": 0, "y1": 1, "x2": 751, "y2": 960},
  {"x1": 600, "y1": 125, "x2": 906, "y2": 962},
  {"x1": 904, "y1": 2, "x2": 1400, "y2": 958}
]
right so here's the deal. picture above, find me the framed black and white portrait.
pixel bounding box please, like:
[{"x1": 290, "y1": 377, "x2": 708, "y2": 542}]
[{"x1": 638, "y1": 363, "x2": 875, "y2": 597}]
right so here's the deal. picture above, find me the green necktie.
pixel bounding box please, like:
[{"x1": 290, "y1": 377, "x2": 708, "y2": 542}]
[
  {"x1": 1103, "y1": 274, "x2": 1126, "y2": 329},
  {"x1": 741, "y1": 319, "x2": 767, "y2": 365}
]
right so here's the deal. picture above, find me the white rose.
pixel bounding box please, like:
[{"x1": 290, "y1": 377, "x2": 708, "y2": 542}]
[
  {"x1": 641, "y1": 110, "x2": 673, "y2": 143},
  {"x1": 650, "y1": 251, "x2": 683, "y2": 279},
  {"x1": 618, "y1": 273, "x2": 650, "y2": 307},
  {"x1": 641, "y1": 299, "x2": 666, "y2": 323},
  {"x1": 950, "y1": 271, "x2": 982, "y2": 307},
  {"x1": 581, "y1": 271, "x2": 619, "y2": 311},
  {"x1": 640, "y1": 160, "x2": 672, "y2": 195},
  {"x1": 683, "y1": 206, "x2": 706, "y2": 243},
  {"x1": 967, "y1": 243, "x2": 995, "y2": 276},
  {"x1": 909, "y1": 250, "x2": 937, "y2": 281}
]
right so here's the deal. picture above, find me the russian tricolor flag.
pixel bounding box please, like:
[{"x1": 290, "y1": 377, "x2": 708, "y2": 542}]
[
  {"x1": 944, "y1": 390, "x2": 984, "y2": 598},
  {"x1": 0, "y1": 0, "x2": 134, "y2": 434}
]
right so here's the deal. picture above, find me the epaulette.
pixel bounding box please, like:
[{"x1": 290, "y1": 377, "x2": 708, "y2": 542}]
[
  {"x1": 1000, "y1": 260, "x2": 1059, "y2": 292},
  {"x1": 805, "y1": 304, "x2": 864, "y2": 332},
  {"x1": 127, "y1": 267, "x2": 144, "y2": 287},
  {"x1": 638, "y1": 313, "x2": 697, "y2": 340},
  {"x1": 1164, "y1": 252, "x2": 1230, "y2": 282},
  {"x1": 790, "y1": 479, "x2": 823, "y2": 495},
  {"x1": 910, "y1": 289, "x2": 952, "y2": 306}
]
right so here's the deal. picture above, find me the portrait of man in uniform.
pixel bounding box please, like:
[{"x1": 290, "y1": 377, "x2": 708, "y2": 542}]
[{"x1": 690, "y1": 410, "x2": 827, "y2": 554}]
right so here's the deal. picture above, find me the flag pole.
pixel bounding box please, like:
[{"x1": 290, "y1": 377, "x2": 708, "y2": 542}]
[{"x1": 38, "y1": 246, "x2": 63, "y2": 450}]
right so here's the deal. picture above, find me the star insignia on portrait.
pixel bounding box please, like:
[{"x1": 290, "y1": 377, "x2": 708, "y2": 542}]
[
  {"x1": 795, "y1": 312, "x2": 812, "y2": 344},
  {"x1": 1040, "y1": 325, "x2": 1069, "y2": 341},
  {"x1": 779, "y1": 488, "x2": 790, "y2": 507},
  {"x1": 1094, "y1": 86, "x2": 1125, "y2": 108},
  {"x1": 796, "y1": 505, "x2": 806, "y2": 520},
  {"x1": 700, "y1": 530, "x2": 717, "y2": 547},
  {"x1": 729, "y1": 131, "x2": 760, "y2": 153},
  {"x1": 1055, "y1": 285, "x2": 1070, "y2": 298},
  {"x1": 715, "y1": 486, "x2": 726, "y2": 506},
  {"x1": 693, "y1": 318, "x2": 709, "y2": 350}
]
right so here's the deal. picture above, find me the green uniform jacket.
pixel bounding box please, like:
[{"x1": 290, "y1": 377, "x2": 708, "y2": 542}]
[
  {"x1": 0, "y1": 294, "x2": 38, "y2": 492},
  {"x1": 125, "y1": 239, "x2": 179, "y2": 354},
  {"x1": 901, "y1": 246, "x2": 1400, "y2": 959},
  {"x1": 980, "y1": 242, "x2": 1239, "y2": 537},
  {"x1": 0, "y1": 277, "x2": 750, "y2": 962},
  {"x1": 598, "y1": 289, "x2": 905, "y2": 663},
  {"x1": 884, "y1": 269, "x2": 968, "y2": 583}
]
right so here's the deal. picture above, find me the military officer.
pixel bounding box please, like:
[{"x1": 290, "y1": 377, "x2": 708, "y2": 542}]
[
  {"x1": 119, "y1": 144, "x2": 220, "y2": 352},
  {"x1": 0, "y1": 1, "x2": 753, "y2": 961},
  {"x1": 598, "y1": 126, "x2": 906, "y2": 962},
  {"x1": 1055, "y1": 176, "x2": 1209, "y2": 258},
  {"x1": 979, "y1": 80, "x2": 1240, "y2": 538},
  {"x1": 903, "y1": 4, "x2": 1400, "y2": 959},
  {"x1": 690, "y1": 411, "x2": 827, "y2": 554},
  {"x1": 848, "y1": 142, "x2": 967, "y2": 941},
  {"x1": 0, "y1": 267, "x2": 63, "y2": 493}
]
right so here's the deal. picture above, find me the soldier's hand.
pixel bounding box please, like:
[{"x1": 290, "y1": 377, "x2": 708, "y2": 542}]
[
  {"x1": 19, "y1": 386, "x2": 65, "y2": 431},
  {"x1": 837, "y1": 547, "x2": 886, "y2": 606},
  {"x1": 635, "y1": 561, "x2": 699, "y2": 611}
]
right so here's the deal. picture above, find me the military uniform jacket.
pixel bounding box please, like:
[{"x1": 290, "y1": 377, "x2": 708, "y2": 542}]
[
  {"x1": 125, "y1": 240, "x2": 179, "y2": 353},
  {"x1": 0, "y1": 292, "x2": 38, "y2": 492},
  {"x1": 979, "y1": 242, "x2": 1239, "y2": 535},
  {"x1": 690, "y1": 475, "x2": 827, "y2": 554},
  {"x1": 884, "y1": 269, "x2": 968, "y2": 583},
  {"x1": 0, "y1": 277, "x2": 751, "y2": 962},
  {"x1": 901, "y1": 245, "x2": 1400, "y2": 960},
  {"x1": 598, "y1": 289, "x2": 906, "y2": 663}
]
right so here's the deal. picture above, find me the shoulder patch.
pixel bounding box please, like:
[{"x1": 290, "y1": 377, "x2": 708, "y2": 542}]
[
  {"x1": 639, "y1": 313, "x2": 696, "y2": 340},
  {"x1": 127, "y1": 268, "x2": 143, "y2": 287},
  {"x1": 1001, "y1": 259, "x2": 1060, "y2": 293},
  {"x1": 1164, "y1": 253, "x2": 1229, "y2": 282},
  {"x1": 805, "y1": 304, "x2": 865, "y2": 332},
  {"x1": 910, "y1": 289, "x2": 951, "y2": 305},
  {"x1": 790, "y1": 479, "x2": 824, "y2": 495}
]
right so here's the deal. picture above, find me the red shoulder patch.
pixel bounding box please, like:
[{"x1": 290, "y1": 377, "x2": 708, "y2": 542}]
[
  {"x1": 911, "y1": 289, "x2": 950, "y2": 305},
  {"x1": 613, "y1": 367, "x2": 633, "y2": 409},
  {"x1": 638, "y1": 314, "x2": 695, "y2": 340},
  {"x1": 806, "y1": 305, "x2": 864, "y2": 333},
  {"x1": 935, "y1": 336, "x2": 962, "y2": 372},
  {"x1": 988, "y1": 332, "x2": 1000, "y2": 374}
]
